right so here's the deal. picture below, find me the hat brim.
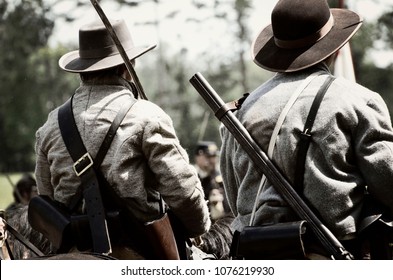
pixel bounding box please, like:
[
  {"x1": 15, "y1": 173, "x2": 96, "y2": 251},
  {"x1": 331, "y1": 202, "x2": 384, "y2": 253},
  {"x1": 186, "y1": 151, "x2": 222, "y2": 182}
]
[
  {"x1": 252, "y1": 9, "x2": 362, "y2": 73},
  {"x1": 59, "y1": 44, "x2": 157, "y2": 73}
]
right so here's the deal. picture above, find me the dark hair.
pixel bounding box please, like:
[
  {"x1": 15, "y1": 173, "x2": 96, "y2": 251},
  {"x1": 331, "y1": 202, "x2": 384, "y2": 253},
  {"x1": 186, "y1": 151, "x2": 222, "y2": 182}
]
[
  {"x1": 79, "y1": 65, "x2": 121, "y2": 82},
  {"x1": 13, "y1": 174, "x2": 36, "y2": 203},
  {"x1": 79, "y1": 61, "x2": 135, "y2": 82}
]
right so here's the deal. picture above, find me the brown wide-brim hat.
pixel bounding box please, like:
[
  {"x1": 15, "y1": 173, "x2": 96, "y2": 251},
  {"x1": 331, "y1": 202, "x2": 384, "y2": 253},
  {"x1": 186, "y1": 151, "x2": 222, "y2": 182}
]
[
  {"x1": 252, "y1": 0, "x2": 363, "y2": 73},
  {"x1": 59, "y1": 19, "x2": 156, "y2": 73}
]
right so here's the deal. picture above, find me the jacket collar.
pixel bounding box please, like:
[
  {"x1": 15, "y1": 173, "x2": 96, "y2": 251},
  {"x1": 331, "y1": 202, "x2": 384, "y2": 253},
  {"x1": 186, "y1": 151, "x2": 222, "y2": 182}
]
[{"x1": 275, "y1": 62, "x2": 332, "y2": 80}]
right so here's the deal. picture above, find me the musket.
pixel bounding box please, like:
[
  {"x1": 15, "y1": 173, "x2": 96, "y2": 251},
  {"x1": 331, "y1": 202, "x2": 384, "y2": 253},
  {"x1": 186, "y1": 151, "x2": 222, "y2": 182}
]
[
  {"x1": 189, "y1": 72, "x2": 354, "y2": 260},
  {"x1": 90, "y1": 0, "x2": 148, "y2": 100}
]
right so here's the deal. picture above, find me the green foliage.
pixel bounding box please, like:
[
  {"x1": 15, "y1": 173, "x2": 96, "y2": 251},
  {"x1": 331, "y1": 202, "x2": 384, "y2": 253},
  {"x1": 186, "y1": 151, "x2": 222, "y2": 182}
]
[
  {"x1": 0, "y1": 0, "x2": 52, "y2": 171},
  {"x1": 351, "y1": 12, "x2": 393, "y2": 120},
  {"x1": 0, "y1": 0, "x2": 78, "y2": 172}
]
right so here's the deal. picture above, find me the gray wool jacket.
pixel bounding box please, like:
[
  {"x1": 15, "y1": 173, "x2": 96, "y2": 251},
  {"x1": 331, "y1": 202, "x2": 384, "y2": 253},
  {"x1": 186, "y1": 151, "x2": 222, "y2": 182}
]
[
  {"x1": 220, "y1": 63, "x2": 393, "y2": 240},
  {"x1": 35, "y1": 76, "x2": 211, "y2": 238}
]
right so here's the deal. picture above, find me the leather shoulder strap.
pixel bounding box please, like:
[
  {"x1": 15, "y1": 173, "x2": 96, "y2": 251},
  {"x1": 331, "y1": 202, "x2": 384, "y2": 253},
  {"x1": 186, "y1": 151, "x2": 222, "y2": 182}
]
[
  {"x1": 58, "y1": 96, "x2": 136, "y2": 167},
  {"x1": 57, "y1": 95, "x2": 136, "y2": 254},
  {"x1": 94, "y1": 98, "x2": 137, "y2": 168},
  {"x1": 294, "y1": 75, "x2": 336, "y2": 193},
  {"x1": 58, "y1": 97, "x2": 86, "y2": 163},
  {"x1": 249, "y1": 73, "x2": 319, "y2": 226}
]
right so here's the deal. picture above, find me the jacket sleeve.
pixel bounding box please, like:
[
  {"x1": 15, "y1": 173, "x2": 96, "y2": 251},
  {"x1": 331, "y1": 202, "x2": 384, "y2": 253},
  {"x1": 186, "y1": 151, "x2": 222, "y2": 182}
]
[
  {"x1": 355, "y1": 94, "x2": 393, "y2": 216},
  {"x1": 141, "y1": 110, "x2": 211, "y2": 237},
  {"x1": 34, "y1": 129, "x2": 54, "y2": 198},
  {"x1": 219, "y1": 124, "x2": 240, "y2": 217}
]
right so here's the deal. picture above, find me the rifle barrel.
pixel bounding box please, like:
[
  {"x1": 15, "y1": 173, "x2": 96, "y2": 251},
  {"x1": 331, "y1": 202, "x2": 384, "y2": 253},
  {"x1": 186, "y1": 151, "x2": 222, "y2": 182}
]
[{"x1": 189, "y1": 72, "x2": 353, "y2": 260}]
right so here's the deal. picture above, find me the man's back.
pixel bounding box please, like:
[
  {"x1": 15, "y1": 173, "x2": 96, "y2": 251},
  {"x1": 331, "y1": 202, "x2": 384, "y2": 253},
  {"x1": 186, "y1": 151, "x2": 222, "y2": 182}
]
[
  {"x1": 220, "y1": 64, "x2": 393, "y2": 240},
  {"x1": 35, "y1": 76, "x2": 210, "y2": 238}
]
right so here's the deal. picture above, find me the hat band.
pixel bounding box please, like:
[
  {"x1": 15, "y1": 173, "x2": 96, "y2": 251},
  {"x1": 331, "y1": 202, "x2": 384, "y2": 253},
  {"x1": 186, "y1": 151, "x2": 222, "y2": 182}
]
[
  {"x1": 274, "y1": 13, "x2": 334, "y2": 49},
  {"x1": 79, "y1": 39, "x2": 133, "y2": 59}
]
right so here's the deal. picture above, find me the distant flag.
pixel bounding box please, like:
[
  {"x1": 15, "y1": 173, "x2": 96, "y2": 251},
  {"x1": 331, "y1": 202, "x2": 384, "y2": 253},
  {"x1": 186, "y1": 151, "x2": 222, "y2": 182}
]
[
  {"x1": 334, "y1": 0, "x2": 356, "y2": 82},
  {"x1": 334, "y1": 42, "x2": 356, "y2": 82}
]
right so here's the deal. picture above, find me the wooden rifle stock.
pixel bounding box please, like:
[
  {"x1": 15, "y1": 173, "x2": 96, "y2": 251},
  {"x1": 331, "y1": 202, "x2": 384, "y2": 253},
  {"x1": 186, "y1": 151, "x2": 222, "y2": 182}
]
[{"x1": 189, "y1": 72, "x2": 353, "y2": 260}]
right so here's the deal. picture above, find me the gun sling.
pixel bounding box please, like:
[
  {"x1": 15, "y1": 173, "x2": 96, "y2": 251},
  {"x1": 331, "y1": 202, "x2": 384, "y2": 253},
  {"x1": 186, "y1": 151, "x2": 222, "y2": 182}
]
[{"x1": 295, "y1": 76, "x2": 335, "y2": 193}]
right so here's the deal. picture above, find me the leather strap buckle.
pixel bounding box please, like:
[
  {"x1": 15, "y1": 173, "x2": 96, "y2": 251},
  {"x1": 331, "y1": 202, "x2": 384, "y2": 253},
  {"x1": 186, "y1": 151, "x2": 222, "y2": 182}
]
[
  {"x1": 73, "y1": 152, "x2": 93, "y2": 176},
  {"x1": 300, "y1": 128, "x2": 312, "y2": 140}
]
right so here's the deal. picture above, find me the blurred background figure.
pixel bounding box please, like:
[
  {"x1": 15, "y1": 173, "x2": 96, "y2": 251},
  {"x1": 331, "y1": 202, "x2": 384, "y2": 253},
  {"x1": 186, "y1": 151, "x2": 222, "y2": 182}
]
[
  {"x1": 2, "y1": 174, "x2": 38, "y2": 259},
  {"x1": 194, "y1": 141, "x2": 231, "y2": 221},
  {"x1": 5, "y1": 173, "x2": 37, "y2": 214}
]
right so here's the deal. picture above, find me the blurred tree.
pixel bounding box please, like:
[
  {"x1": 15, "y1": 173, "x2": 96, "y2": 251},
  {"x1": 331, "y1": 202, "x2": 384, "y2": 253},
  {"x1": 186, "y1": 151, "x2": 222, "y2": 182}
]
[
  {"x1": 0, "y1": 0, "x2": 54, "y2": 172},
  {"x1": 233, "y1": 0, "x2": 251, "y2": 93},
  {"x1": 0, "y1": 0, "x2": 79, "y2": 172},
  {"x1": 28, "y1": 45, "x2": 80, "y2": 135},
  {"x1": 376, "y1": 10, "x2": 393, "y2": 48},
  {"x1": 329, "y1": 0, "x2": 393, "y2": 119},
  {"x1": 365, "y1": 4, "x2": 393, "y2": 118}
]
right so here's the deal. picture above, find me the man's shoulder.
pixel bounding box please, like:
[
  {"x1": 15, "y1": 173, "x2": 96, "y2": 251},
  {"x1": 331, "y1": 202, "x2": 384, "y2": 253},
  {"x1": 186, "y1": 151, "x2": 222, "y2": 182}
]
[
  {"x1": 36, "y1": 106, "x2": 61, "y2": 138},
  {"x1": 132, "y1": 99, "x2": 172, "y2": 121},
  {"x1": 331, "y1": 76, "x2": 384, "y2": 104},
  {"x1": 333, "y1": 76, "x2": 376, "y2": 94}
]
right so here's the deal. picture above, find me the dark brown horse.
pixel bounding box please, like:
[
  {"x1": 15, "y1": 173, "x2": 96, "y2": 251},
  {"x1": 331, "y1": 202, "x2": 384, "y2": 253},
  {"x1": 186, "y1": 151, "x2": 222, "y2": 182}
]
[
  {"x1": 1, "y1": 205, "x2": 234, "y2": 260},
  {"x1": 1, "y1": 205, "x2": 53, "y2": 259}
]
